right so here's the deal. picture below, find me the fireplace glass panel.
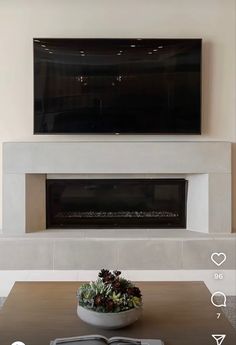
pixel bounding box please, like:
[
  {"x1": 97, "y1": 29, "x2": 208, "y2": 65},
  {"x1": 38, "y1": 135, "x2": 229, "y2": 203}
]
[{"x1": 46, "y1": 179, "x2": 187, "y2": 228}]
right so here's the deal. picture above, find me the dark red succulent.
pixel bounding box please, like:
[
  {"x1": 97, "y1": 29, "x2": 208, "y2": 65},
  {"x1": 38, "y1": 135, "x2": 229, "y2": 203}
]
[
  {"x1": 98, "y1": 269, "x2": 116, "y2": 284},
  {"x1": 98, "y1": 269, "x2": 110, "y2": 279},
  {"x1": 94, "y1": 294, "x2": 104, "y2": 307},
  {"x1": 127, "y1": 286, "x2": 142, "y2": 298},
  {"x1": 105, "y1": 298, "x2": 115, "y2": 312},
  {"x1": 112, "y1": 280, "x2": 121, "y2": 291},
  {"x1": 132, "y1": 287, "x2": 142, "y2": 297},
  {"x1": 113, "y1": 270, "x2": 121, "y2": 277}
]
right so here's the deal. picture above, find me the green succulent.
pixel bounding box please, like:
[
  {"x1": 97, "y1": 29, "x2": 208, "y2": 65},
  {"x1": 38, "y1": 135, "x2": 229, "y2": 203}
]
[
  {"x1": 77, "y1": 270, "x2": 142, "y2": 313},
  {"x1": 111, "y1": 291, "x2": 122, "y2": 304},
  {"x1": 131, "y1": 296, "x2": 142, "y2": 308}
]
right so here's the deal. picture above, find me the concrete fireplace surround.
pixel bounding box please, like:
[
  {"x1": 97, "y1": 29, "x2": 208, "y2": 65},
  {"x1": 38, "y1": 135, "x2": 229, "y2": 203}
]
[
  {"x1": 0, "y1": 141, "x2": 235, "y2": 271},
  {"x1": 2, "y1": 141, "x2": 232, "y2": 234}
]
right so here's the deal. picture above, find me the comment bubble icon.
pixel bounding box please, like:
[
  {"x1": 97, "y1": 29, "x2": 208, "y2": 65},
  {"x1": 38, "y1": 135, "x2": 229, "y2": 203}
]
[{"x1": 211, "y1": 291, "x2": 227, "y2": 308}]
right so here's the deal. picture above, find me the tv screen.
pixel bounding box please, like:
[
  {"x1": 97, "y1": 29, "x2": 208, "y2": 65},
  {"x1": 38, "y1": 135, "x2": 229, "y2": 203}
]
[{"x1": 34, "y1": 38, "x2": 201, "y2": 134}]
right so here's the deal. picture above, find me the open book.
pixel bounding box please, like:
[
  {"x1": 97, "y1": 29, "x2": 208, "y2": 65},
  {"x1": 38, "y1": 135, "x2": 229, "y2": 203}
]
[{"x1": 50, "y1": 334, "x2": 164, "y2": 345}]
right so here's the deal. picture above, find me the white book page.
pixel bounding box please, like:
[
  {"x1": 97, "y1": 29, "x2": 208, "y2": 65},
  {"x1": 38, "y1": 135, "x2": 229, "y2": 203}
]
[
  {"x1": 141, "y1": 339, "x2": 164, "y2": 345},
  {"x1": 50, "y1": 334, "x2": 108, "y2": 345}
]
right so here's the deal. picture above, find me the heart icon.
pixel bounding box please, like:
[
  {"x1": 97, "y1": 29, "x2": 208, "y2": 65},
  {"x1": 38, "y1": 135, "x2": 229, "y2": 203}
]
[{"x1": 211, "y1": 252, "x2": 226, "y2": 267}]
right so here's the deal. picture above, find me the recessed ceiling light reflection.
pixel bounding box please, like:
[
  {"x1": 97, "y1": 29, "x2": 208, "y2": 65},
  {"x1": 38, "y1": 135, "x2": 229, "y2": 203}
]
[
  {"x1": 41, "y1": 45, "x2": 46, "y2": 48},
  {"x1": 148, "y1": 52, "x2": 153, "y2": 55},
  {"x1": 131, "y1": 44, "x2": 136, "y2": 48},
  {"x1": 34, "y1": 39, "x2": 40, "y2": 42},
  {"x1": 49, "y1": 51, "x2": 53, "y2": 54},
  {"x1": 158, "y1": 45, "x2": 163, "y2": 49},
  {"x1": 153, "y1": 49, "x2": 158, "y2": 52}
]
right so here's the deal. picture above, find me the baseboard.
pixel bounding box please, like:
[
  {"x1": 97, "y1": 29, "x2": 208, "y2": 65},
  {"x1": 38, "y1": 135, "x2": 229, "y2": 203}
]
[{"x1": 0, "y1": 270, "x2": 235, "y2": 297}]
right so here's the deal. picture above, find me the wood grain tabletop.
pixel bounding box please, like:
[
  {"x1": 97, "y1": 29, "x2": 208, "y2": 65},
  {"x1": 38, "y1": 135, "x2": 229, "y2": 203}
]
[{"x1": 0, "y1": 281, "x2": 235, "y2": 345}]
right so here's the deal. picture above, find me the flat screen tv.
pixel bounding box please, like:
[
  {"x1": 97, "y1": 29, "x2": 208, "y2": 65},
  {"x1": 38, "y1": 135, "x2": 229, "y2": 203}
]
[{"x1": 34, "y1": 38, "x2": 201, "y2": 134}]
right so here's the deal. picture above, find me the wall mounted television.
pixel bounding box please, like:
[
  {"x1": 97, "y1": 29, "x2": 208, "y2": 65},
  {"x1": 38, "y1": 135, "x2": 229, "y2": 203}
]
[{"x1": 34, "y1": 38, "x2": 201, "y2": 134}]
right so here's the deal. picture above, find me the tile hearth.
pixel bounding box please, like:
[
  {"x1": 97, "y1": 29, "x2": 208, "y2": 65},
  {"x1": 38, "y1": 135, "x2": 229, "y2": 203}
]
[{"x1": 0, "y1": 229, "x2": 235, "y2": 270}]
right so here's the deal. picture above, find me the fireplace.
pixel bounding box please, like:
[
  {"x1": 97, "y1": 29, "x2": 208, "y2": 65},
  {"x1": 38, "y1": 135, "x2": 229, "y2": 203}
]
[
  {"x1": 3, "y1": 142, "x2": 231, "y2": 234},
  {"x1": 46, "y1": 178, "x2": 187, "y2": 229}
]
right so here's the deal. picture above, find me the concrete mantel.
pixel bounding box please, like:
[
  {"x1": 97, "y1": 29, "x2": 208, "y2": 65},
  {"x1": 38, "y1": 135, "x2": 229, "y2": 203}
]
[
  {"x1": 2, "y1": 141, "x2": 232, "y2": 234},
  {"x1": 3, "y1": 141, "x2": 231, "y2": 174}
]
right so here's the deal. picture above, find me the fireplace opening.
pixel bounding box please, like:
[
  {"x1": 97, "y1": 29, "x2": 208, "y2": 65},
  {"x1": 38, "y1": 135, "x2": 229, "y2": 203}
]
[{"x1": 46, "y1": 179, "x2": 187, "y2": 229}]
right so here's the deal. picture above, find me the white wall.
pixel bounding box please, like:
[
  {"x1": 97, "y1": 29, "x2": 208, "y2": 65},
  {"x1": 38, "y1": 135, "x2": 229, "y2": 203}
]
[{"x1": 0, "y1": 0, "x2": 235, "y2": 229}]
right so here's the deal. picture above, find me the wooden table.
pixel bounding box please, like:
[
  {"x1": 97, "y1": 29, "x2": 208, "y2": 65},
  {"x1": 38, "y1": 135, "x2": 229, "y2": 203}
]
[{"x1": 0, "y1": 282, "x2": 235, "y2": 345}]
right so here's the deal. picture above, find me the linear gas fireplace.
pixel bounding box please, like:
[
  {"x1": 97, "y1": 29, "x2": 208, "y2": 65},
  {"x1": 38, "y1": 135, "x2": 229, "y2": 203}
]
[{"x1": 46, "y1": 178, "x2": 187, "y2": 229}]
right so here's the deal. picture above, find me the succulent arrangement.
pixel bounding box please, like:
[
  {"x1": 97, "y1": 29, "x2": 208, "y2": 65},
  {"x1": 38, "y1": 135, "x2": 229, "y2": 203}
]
[{"x1": 77, "y1": 269, "x2": 142, "y2": 313}]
